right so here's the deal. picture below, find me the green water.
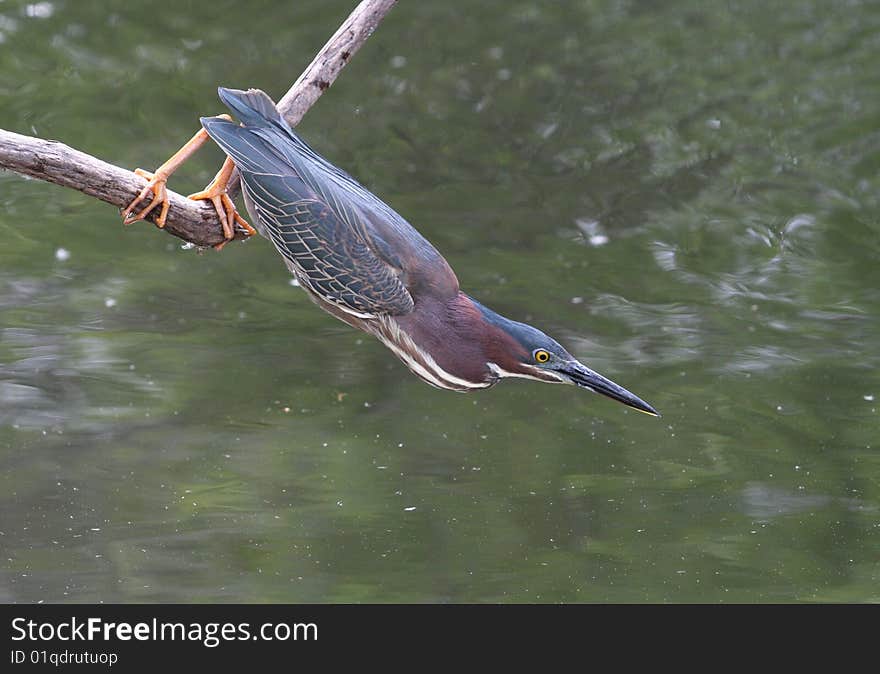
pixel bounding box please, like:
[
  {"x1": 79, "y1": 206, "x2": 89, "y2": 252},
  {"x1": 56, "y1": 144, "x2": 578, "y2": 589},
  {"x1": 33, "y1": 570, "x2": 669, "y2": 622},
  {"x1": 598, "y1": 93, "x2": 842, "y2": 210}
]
[{"x1": 1, "y1": 0, "x2": 878, "y2": 603}]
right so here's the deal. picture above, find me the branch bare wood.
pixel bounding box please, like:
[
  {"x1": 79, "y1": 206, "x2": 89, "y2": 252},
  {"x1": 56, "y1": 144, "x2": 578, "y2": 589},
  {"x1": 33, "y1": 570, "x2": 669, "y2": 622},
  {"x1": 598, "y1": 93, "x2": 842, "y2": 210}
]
[
  {"x1": 0, "y1": 0, "x2": 397, "y2": 248},
  {"x1": 0, "y1": 129, "x2": 226, "y2": 244},
  {"x1": 277, "y1": 0, "x2": 396, "y2": 127}
]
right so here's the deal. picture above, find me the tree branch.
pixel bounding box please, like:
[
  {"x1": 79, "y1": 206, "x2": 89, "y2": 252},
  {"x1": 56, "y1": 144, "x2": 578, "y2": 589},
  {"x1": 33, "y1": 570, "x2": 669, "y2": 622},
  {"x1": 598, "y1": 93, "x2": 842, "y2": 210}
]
[
  {"x1": 277, "y1": 0, "x2": 397, "y2": 127},
  {"x1": 0, "y1": 129, "x2": 227, "y2": 245},
  {"x1": 0, "y1": 0, "x2": 398, "y2": 248}
]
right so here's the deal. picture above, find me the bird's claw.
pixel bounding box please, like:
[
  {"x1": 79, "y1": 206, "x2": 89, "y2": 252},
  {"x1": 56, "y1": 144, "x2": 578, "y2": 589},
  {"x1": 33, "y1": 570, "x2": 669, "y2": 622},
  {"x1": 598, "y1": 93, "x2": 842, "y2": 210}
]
[
  {"x1": 121, "y1": 122, "x2": 252, "y2": 249},
  {"x1": 187, "y1": 186, "x2": 256, "y2": 249},
  {"x1": 121, "y1": 164, "x2": 255, "y2": 250},
  {"x1": 121, "y1": 168, "x2": 170, "y2": 227}
]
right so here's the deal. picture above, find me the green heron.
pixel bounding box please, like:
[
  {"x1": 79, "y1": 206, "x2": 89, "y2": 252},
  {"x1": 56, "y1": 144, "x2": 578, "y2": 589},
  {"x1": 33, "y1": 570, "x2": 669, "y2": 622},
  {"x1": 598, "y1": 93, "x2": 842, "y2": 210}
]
[{"x1": 122, "y1": 87, "x2": 659, "y2": 416}]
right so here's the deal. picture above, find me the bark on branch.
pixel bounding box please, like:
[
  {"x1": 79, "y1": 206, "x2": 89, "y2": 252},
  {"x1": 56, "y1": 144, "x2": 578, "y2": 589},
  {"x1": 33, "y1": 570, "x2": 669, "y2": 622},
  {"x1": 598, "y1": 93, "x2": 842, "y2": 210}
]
[{"x1": 0, "y1": 0, "x2": 397, "y2": 248}]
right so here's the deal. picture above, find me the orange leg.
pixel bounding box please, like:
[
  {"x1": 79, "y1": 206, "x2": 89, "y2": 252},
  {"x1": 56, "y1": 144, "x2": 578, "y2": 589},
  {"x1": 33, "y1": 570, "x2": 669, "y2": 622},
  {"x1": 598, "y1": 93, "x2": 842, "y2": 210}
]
[
  {"x1": 121, "y1": 122, "x2": 217, "y2": 227},
  {"x1": 121, "y1": 114, "x2": 254, "y2": 244}
]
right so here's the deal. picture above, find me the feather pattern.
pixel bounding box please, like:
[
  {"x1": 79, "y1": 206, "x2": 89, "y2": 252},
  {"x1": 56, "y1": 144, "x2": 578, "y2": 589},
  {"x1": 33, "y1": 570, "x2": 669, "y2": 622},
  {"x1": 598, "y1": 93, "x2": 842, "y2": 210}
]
[{"x1": 199, "y1": 87, "x2": 457, "y2": 318}]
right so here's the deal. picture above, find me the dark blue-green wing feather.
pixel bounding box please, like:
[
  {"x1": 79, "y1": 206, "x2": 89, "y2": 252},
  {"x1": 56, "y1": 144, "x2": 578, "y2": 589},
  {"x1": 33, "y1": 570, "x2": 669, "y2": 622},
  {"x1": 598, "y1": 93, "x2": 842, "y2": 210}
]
[{"x1": 201, "y1": 88, "x2": 421, "y2": 317}]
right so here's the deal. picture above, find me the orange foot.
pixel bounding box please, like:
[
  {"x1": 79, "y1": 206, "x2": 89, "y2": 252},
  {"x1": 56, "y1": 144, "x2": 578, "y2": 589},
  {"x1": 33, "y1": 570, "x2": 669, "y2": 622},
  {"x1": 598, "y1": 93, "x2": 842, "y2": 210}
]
[
  {"x1": 120, "y1": 115, "x2": 255, "y2": 248},
  {"x1": 187, "y1": 156, "x2": 256, "y2": 249},
  {"x1": 122, "y1": 167, "x2": 171, "y2": 226}
]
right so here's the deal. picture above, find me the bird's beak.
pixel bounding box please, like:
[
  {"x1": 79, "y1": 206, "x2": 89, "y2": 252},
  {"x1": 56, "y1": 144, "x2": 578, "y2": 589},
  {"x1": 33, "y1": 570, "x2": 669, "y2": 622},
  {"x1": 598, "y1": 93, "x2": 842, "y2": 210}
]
[{"x1": 557, "y1": 361, "x2": 660, "y2": 417}]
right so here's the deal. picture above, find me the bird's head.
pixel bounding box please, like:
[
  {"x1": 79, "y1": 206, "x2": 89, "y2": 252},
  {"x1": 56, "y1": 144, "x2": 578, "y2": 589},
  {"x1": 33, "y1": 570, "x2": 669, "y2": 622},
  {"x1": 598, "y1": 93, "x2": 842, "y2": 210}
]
[{"x1": 474, "y1": 301, "x2": 659, "y2": 416}]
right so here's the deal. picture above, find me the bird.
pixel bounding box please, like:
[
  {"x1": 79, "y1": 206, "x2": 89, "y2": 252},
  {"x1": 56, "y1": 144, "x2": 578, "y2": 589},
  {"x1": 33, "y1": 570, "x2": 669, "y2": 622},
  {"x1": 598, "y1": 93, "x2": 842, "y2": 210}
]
[{"x1": 122, "y1": 87, "x2": 659, "y2": 416}]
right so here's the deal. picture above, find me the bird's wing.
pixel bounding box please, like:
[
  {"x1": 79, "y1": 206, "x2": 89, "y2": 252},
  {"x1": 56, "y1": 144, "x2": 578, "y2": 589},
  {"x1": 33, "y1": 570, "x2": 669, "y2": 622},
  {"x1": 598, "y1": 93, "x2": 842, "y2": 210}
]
[
  {"x1": 201, "y1": 90, "x2": 419, "y2": 318},
  {"x1": 243, "y1": 174, "x2": 414, "y2": 317}
]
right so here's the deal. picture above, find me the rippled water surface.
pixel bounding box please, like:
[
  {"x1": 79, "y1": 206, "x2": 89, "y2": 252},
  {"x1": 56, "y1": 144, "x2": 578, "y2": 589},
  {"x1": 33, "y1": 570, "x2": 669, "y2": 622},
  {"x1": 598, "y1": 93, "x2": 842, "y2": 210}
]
[{"x1": 1, "y1": 0, "x2": 879, "y2": 602}]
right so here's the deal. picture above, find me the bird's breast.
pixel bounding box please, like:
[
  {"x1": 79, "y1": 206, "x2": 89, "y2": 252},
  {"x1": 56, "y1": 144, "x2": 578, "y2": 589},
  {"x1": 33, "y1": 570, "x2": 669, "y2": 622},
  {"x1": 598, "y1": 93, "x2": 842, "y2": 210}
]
[{"x1": 370, "y1": 314, "x2": 493, "y2": 392}]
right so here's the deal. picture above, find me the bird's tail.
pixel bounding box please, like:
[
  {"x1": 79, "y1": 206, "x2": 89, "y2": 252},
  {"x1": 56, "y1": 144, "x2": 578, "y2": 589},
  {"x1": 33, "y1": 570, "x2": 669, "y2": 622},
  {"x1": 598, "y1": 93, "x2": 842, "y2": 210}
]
[
  {"x1": 199, "y1": 88, "x2": 297, "y2": 174},
  {"x1": 200, "y1": 86, "x2": 327, "y2": 178},
  {"x1": 215, "y1": 87, "x2": 287, "y2": 131}
]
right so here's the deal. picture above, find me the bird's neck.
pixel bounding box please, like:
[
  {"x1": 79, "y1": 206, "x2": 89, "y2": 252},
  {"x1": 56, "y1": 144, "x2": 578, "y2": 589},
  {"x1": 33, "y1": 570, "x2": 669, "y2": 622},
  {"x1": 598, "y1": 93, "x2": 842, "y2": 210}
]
[
  {"x1": 466, "y1": 296, "x2": 522, "y2": 339},
  {"x1": 383, "y1": 292, "x2": 524, "y2": 390},
  {"x1": 415, "y1": 292, "x2": 530, "y2": 382},
  {"x1": 462, "y1": 295, "x2": 531, "y2": 374}
]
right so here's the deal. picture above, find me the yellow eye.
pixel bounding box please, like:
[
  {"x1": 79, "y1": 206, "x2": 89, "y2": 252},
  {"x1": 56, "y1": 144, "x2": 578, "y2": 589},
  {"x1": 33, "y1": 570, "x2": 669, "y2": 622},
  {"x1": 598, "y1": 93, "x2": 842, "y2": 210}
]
[{"x1": 534, "y1": 349, "x2": 550, "y2": 363}]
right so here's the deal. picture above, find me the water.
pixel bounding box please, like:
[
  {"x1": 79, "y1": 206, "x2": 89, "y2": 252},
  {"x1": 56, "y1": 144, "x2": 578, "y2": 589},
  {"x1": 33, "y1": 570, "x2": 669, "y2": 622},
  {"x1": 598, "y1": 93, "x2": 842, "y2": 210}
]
[{"x1": 1, "y1": 0, "x2": 878, "y2": 602}]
